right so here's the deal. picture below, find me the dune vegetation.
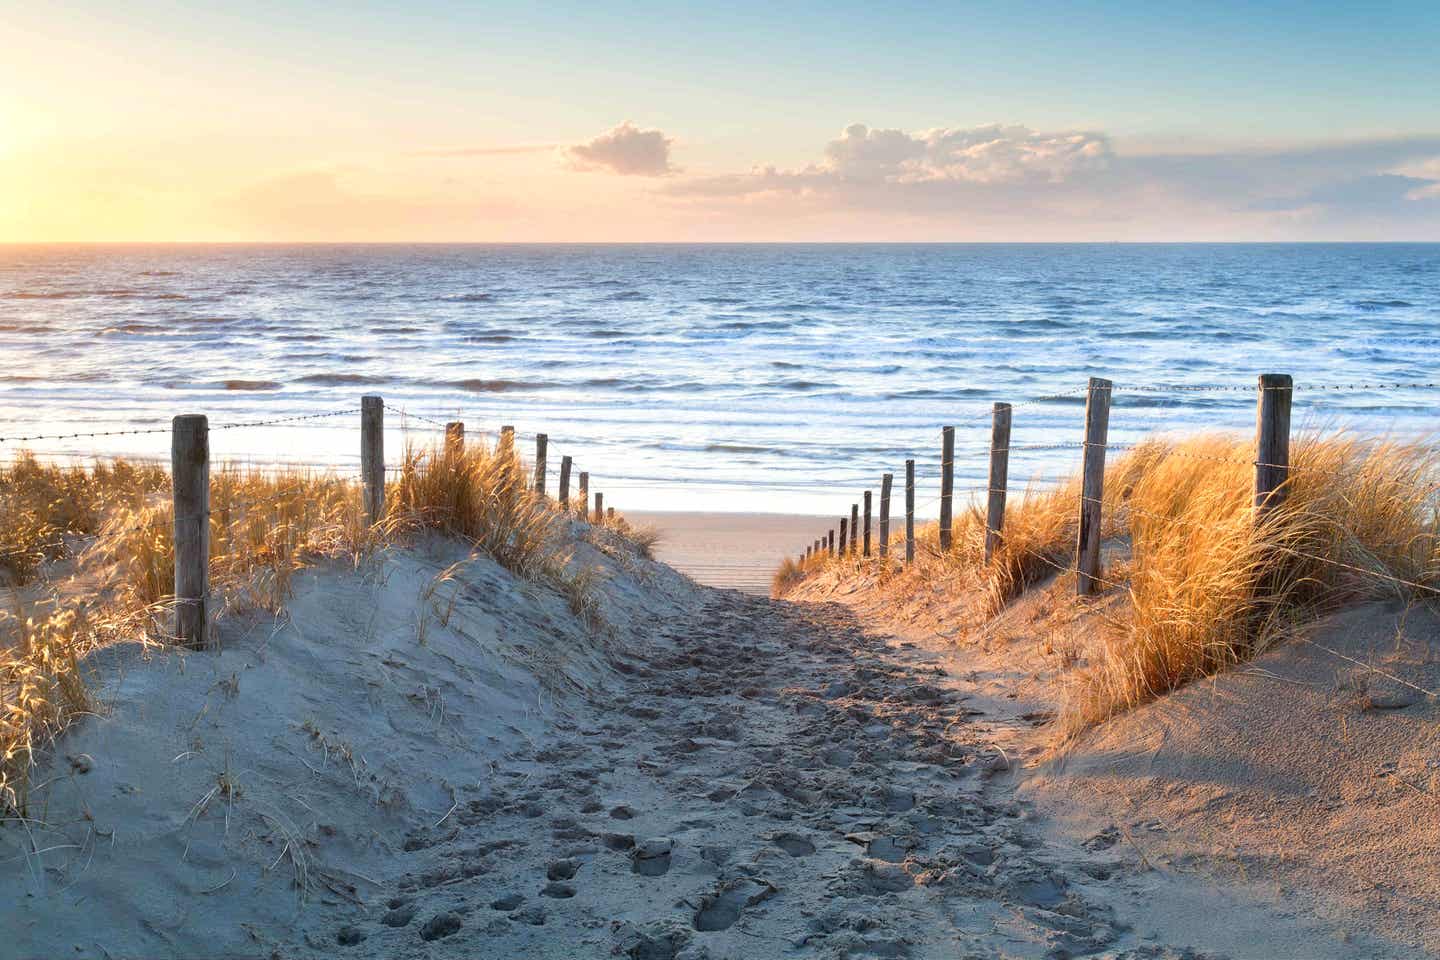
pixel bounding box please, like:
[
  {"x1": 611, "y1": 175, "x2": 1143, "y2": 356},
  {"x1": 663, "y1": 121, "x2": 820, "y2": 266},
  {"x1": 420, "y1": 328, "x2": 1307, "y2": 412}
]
[
  {"x1": 776, "y1": 432, "x2": 1440, "y2": 737},
  {"x1": 0, "y1": 439, "x2": 640, "y2": 815}
]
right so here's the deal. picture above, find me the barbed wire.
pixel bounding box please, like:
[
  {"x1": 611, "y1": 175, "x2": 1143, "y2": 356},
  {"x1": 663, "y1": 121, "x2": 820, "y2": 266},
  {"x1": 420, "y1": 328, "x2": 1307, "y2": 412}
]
[{"x1": 213, "y1": 408, "x2": 351, "y2": 431}]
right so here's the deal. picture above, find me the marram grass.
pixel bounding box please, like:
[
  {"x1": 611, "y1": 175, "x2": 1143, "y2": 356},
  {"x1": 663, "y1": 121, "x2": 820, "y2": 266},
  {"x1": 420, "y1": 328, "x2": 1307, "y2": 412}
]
[
  {"x1": 775, "y1": 433, "x2": 1440, "y2": 737},
  {"x1": 0, "y1": 439, "x2": 644, "y2": 815}
]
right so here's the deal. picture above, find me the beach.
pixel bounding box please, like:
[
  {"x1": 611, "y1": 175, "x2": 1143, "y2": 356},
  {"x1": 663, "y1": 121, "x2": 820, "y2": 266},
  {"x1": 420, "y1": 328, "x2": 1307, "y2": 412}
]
[{"x1": 625, "y1": 511, "x2": 828, "y2": 594}]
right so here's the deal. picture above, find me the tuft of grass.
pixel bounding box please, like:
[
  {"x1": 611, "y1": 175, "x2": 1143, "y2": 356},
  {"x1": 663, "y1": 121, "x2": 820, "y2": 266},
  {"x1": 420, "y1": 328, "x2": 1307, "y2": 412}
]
[
  {"x1": 0, "y1": 454, "x2": 167, "y2": 584},
  {"x1": 386, "y1": 436, "x2": 560, "y2": 581},
  {"x1": 1070, "y1": 433, "x2": 1440, "y2": 735}
]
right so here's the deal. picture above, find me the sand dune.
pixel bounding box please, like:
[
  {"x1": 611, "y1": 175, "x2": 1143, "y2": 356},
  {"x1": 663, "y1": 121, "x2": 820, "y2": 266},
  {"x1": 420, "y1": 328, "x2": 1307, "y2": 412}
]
[{"x1": 4, "y1": 521, "x2": 1428, "y2": 958}]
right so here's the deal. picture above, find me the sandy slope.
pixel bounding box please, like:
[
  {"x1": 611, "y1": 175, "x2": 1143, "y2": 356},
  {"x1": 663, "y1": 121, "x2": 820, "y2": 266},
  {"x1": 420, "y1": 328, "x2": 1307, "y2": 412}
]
[
  {"x1": 791, "y1": 565, "x2": 1439, "y2": 959},
  {"x1": 4, "y1": 525, "x2": 1423, "y2": 958}
]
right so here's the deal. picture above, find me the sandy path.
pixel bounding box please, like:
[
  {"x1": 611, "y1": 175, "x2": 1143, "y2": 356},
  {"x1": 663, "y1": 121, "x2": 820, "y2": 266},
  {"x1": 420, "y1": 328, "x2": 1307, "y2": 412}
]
[{"x1": 313, "y1": 588, "x2": 1218, "y2": 960}]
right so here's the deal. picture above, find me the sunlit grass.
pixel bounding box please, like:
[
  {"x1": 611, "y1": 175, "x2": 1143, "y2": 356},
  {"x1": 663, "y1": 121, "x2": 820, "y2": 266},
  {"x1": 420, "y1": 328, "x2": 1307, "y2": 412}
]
[
  {"x1": 0, "y1": 438, "x2": 648, "y2": 814},
  {"x1": 775, "y1": 433, "x2": 1440, "y2": 736}
]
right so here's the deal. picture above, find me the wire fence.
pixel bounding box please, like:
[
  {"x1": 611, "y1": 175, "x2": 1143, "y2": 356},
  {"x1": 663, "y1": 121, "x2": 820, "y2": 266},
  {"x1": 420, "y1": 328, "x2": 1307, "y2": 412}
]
[
  {"x1": 795, "y1": 375, "x2": 1440, "y2": 629},
  {"x1": 4, "y1": 376, "x2": 1438, "y2": 614}
]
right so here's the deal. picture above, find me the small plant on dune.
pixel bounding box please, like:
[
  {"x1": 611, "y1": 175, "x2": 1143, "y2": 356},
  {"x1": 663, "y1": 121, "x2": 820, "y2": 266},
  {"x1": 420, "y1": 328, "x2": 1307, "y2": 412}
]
[
  {"x1": 387, "y1": 438, "x2": 561, "y2": 581},
  {"x1": 0, "y1": 454, "x2": 167, "y2": 584},
  {"x1": 0, "y1": 604, "x2": 96, "y2": 813}
]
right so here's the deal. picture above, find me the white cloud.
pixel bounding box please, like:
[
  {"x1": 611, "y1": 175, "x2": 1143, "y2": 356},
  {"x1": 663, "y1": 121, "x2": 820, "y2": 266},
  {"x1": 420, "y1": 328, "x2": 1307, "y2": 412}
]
[
  {"x1": 661, "y1": 124, "x2": 1440, "y2": 237},
  {"x1": 563, "y1": 121, "x2": 674, "y2": 176},
  {"x1": 672, "y1": 122, "x2": 1110, "y2": 198},
  {"x1": 826, "y1": 122, "x2": 1111, "y2": 184}
]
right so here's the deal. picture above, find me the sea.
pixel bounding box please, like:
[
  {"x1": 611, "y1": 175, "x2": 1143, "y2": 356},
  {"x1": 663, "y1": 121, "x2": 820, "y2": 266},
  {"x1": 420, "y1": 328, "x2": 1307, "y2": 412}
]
[{"x1": 1, "y1": 243, "x2": 1436, "y2": 516}]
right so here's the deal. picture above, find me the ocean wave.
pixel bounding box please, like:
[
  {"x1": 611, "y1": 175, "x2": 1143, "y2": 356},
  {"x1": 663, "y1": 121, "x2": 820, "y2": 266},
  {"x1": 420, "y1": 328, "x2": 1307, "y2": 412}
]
[
  {"x1": 448, "y1": 379, "x2": 548, "y2": 392},
  {"x1": 296, "y1": 374, "x2": 389, "y2": 386}
]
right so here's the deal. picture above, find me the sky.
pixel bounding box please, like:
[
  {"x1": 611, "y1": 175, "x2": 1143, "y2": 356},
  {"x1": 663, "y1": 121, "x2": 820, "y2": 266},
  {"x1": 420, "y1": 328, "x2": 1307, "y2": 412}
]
[{"x1": 4, "y1": 0, "x2": 1440, "y2": 241}]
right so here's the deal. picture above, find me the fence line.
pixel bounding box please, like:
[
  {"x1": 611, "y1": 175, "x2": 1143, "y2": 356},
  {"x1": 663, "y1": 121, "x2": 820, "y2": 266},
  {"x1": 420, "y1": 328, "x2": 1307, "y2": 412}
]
[
  {"x1": 792, "y1": 374, "x2": 1439, "y2": 611},
  {"x1": 2, "y1": 395, "x2": 634, "y2": 647}
]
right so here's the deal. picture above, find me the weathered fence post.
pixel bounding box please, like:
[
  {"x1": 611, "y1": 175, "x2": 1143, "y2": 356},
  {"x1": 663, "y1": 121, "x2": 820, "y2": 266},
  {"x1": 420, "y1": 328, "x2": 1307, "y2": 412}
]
[
  {"x1": 445, "y1": 421, "x2": 464, "y2": 454},
  {"x1": 361, "y1": 395, "x2": 385, "y2": 525},
  {"x1": 839, "y1": 517, "x2": 848, "y2": 555},
  {"x1": 849, "y1": 504, "x2": 859, "y2": 557},
  {"x1": 172, "y1": 414, "x2": 209, "y2": 648},
  {"x1": 985, "y1": 402, "x2": 1012, "y2": 563},
  {"x1": 939, "y1": 425, "x2": 955, "y2": 551},
  {"x1": 863, "y1": 491, "x2": 872, "y2": 558},
  {"x1": 905, "y1": 459, "x2": 915, "y2": 565},
  {"x1": 828, "y1": 529, "x2": 835, "y2": 556},
  {"x1": 1075, "y1": 377, "x2": 1112, "y2": 596},
  {"x1": 879, "y1": 473, "x2": 892, "y2": 559},
  {"x1": 1255, "y1": 373, "x2": 1293, "y2": 523},
  {"x1": 595, "y1": 491, "x2": 603, "y2": 523},
  {"x1": 499, "y1": 424, "x2": 514, "y2": 459},
  {"x1": 607, "y1": 506, "x2": 614, "y2": 521},
  {"x1": 559, "y1": 455, "x2": 573, "y2": 508},
  {"x1": 535, "y1": 433, "x2": 548, "y2": 495},
  {"x1": 578, "y1": 471, "x2": 590, "y2": 518}
]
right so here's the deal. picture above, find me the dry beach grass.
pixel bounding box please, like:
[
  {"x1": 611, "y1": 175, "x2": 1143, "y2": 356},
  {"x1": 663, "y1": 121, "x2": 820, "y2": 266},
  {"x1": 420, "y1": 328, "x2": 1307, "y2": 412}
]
[
  {"x1": 0, "y1": 438, "x2": 634, "y2": 815},
  {"x1": 776, "y1": 432, "x2": 1440, "y2": 737}
]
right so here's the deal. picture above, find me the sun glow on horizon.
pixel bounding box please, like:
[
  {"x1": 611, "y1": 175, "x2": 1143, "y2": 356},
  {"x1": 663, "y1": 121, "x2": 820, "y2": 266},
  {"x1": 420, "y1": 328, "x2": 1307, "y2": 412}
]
[{"x1": 4, "y1": 1, "x2": 1439, "y2": 242}]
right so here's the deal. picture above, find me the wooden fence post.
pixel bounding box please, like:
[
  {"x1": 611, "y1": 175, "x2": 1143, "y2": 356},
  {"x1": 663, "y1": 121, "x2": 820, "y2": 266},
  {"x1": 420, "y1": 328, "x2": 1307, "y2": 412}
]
[
  {"x1": 879, "y1": 473, "x2": 892, "y2": 559},
  {"x1": 578, "y1": 471, "x2": 590, "y2": 518},
  {"x1": 1075, "y1": 377, "x2": 1112, "y2": 596},
  {"x1": 172, "y1": 414, "x2": 209, "y2": 648},
  {"x1": 905, "y1": 459, "x2": 915, "y2": 565},
  {"x1": 607, "y1": 506, "x2": 615, "y2": 521},
  {"x1": 849, "y1": 503, "x2": 859, "y2": 557},
  {"x1": 939, "y1": 426, "x2": 955, "y2": 551},
  {"x1": 535, "y1": 433, "x2": 548, "y2": 495},
  {"x1": 985, "y1": 402, "x2": 1012, "y2": 563},
  {"x1": 828, "y1": 529, "x2": 835, "y2": 556},
  {"x1": 1255, "y1": 373, "x2": 1293, "y2": 522},
  {"x1": 499, "y1": 424, "x2": 514, "y2": 458},
  {"x1": 839, "y1": 517, "x2": 848, "y2": 555},
  {"x1": 361, "y1": 395, "x2": 385, "y2": 525},
  {"x1": 863, "y1": 490, "x2": 872, "y2": 558},
  {"x1": 445, "y1": 421, "x2": 464, "y2": 454},
  {"x1": 559, "y1": 455, "x2": 572, "y2": 508},
  {"x1": 594, "y1": 491, "x2": 603, "y2": 523}
]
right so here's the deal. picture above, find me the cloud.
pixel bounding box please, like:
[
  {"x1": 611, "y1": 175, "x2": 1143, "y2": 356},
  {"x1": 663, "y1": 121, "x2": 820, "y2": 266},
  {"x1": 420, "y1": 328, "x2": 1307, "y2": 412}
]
[
  {"x1": 672, "y1": 122, "x2": 1110, "y2": 198},
  {"x1": 563, "y1": 121, "x2": 674, "y2": 176},
  {"x1": 826, "y1": 122, "x2": 1111, "y2": 184},
  {"x1": 661, "y1": 124, "x2": 1440, "y2": 238}
]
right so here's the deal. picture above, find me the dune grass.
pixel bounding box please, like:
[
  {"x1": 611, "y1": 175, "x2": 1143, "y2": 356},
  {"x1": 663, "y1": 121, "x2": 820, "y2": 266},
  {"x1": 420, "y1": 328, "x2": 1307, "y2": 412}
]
[
  {"x1": 0, "y1": 437, "x2": 634, "y2": 814},
  {"x1": 776, "y1": 433, "x2": 1440, "y2": 736}
]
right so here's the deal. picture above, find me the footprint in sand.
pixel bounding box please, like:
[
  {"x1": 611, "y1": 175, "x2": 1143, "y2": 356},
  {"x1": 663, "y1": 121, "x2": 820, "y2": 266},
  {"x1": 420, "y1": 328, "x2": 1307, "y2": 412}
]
[
  {"x1": 419, "y1": 913, "x2": 462, "y2": 941},
  {"x1": 631, "y1": 836, "x2": 673, "y2": 876},
  {"x1": 381, "y1": 904, "x2": 417, "y2": 927},
  {"x1": 770, "y1": 832, "x2": 816, "y2": 857},
  {"x1": 693, "y1": 878, "x2": 776, "y2": 932},
  {"x1": 547, "y1": 857, "x2": 581, "y2": 880}
]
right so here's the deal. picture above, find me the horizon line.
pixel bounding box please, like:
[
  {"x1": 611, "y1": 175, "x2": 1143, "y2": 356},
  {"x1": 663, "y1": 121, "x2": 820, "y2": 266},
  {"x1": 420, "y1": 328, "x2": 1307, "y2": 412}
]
[{"x1": 4, "y1": 239, "x2": 1440, "y2": 246}]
